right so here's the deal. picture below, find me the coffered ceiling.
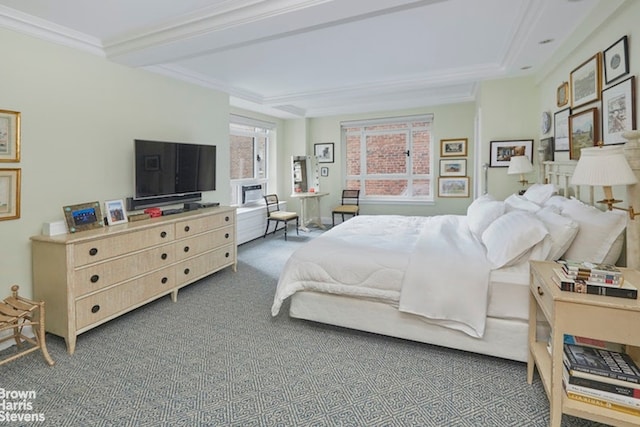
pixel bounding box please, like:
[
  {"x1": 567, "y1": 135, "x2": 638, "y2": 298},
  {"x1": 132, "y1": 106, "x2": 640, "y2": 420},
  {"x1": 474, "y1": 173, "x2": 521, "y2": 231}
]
[{"x1": 0, "y1": 0, "x2": 612, "y2": 118}]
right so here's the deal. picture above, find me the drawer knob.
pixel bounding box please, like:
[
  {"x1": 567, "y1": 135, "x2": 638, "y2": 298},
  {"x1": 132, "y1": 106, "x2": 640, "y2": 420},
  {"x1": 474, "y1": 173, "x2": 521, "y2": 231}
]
[
  {"x1": 183, "y1": 268, "x2": 190, "y2": 275},
  {"x1": 225, "y1": 216, "x2": 230, "y2": 222},
  {"x1": 225, "y1": 233, "x2": 229, "y2": 239},
  {"x1": 161, "y1": 253, "x2": 168, "y2": 260},
  {"x1": 183, "y1": 246, "x2": 190, "y2": 253},
  {"x1": 537, "y1": 286, "x2": 544, "y2": 296},
  {"x1": 161, "y1": 277, "x2": 168, "y2": 284},
  {"x1": 184, "y1": 225, "x2": 190, "y2": 232},
  {"x1": 89, "y1": 248, "x2": 98, "y2": 256},
  {"x1": 225, "y1": 252, "x2": 230, "y2": 258},
  {"x1": 90, "y1": 274, "x2": 100, "y2": 283},
  {"x1": 91, "y1": 305, "x2": 100, "y2": 314},
  {"x1": 160, "y1": 231, "x2": 167, "y2": 238}
]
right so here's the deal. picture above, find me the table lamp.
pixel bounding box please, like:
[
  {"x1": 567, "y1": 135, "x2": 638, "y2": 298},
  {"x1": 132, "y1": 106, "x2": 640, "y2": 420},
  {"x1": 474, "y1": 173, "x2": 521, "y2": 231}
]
[{"x1": 507, "y1": 155, "x2": 534, "y2": 188}]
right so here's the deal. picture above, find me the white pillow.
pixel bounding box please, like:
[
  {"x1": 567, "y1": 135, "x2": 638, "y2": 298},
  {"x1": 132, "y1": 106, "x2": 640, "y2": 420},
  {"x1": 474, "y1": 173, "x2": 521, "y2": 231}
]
[
  {"x1": 523, "y1": 183, "x2": 557, "y2": 205},
  {"x1": 466, "y1": 194, "x2": 505, "y2": 240},
  {"x1": 482, "y1": 210, "x2": 550, "y2": 268},
  {"x1": 535, "y1": 206, "x2": 579, "y2": 261},
  {"x1": 504, "y1": 194, "x2": 541, "y2": 213},
  {"x1": 602, "y1": 232, "x2": 625, "y2": 265},
  {"x1": 543, "y1": 195, "x2": 569, "y2": 211},
  {"x1": 561, "y1": 199, "x2": 627, "y2": 263}
]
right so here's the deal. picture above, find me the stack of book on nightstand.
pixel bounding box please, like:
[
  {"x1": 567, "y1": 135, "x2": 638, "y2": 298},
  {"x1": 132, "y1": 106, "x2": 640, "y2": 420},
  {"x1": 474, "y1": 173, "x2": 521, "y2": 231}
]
[
  {"x1": 562, "y1": 342, "x2": 640, "y2": 416},
  {"x1": 552, "y1": 260, "x2": 637, "y2": 299}
]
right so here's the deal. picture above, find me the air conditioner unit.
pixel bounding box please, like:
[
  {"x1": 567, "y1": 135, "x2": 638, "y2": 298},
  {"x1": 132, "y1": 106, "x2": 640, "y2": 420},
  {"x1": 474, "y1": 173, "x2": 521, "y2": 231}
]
[{"x1": 242, "y1": 184, "x2": 264, "y2": 206}]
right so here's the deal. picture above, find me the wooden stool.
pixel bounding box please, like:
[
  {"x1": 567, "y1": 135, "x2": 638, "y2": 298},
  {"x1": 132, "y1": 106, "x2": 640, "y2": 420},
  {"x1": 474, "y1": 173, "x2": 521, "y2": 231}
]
[{"x1": 0, "y1": 285, "x2": 54, "y2": 366}]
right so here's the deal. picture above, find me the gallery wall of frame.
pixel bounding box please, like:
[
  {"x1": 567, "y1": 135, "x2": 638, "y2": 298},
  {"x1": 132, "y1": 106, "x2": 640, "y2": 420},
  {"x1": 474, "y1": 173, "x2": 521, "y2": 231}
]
[
  {"x1": 438, "y1": 138, "x2": 470, "y2": 198},
  {"x1": 0, "y1": 109, "x2": 21, "y2": 221},
  {"x1": 550, "y1": 35, "x2": 635, "y2": 161}
]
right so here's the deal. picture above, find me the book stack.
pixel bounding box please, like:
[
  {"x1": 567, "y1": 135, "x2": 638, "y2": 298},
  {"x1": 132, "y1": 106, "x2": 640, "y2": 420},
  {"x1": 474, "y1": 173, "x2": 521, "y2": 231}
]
[
  {"x1": 552, "y1": 267, "x2": 638, "y2": 300},
  {"x1": 559, "y1": 260, "x2": 624, "y2": 286},
  {"x1": 563, "y1": 343, "x2": 640, "y2": 416}
]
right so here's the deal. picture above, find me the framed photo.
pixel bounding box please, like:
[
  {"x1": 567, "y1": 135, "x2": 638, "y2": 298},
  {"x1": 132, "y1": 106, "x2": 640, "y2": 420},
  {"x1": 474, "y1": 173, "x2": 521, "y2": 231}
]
[
  {"x1": 105, "y1": 199, "x2": 128, "y2": 225},
  {"x1": 314, "y1": 143, "x2": 334, "y2": 163},
  {"x1": 0, "y1": 168, "x2": 20, "y2": 220},
  {"x1": 440, "y1": 138, "x2": 467, "y2": 157},
  {"x1": 554, "y1": 108, "x2": 571, "y2": 152},
  {"x1": 570, "y1": 53, "x2": 601, "y2": 109},
  {"x1": 489, "y1": 140, "x2": 533, "y2": 167},
  {"x1": 540, "y1": 137, "x2": 555, "y2": 162},
  {"x1": 63, "y1": 201, "x2": 104, "y2": 233},
  {"x1": 569, "y1": 107, "x2": 599, "y2": 160},
  {"x1": 438, "y1": 177, "x2": 469, "y2": 198},
  {"x1": 320, "y1": 166, "x2": 329, "y2": 177},
  {"x1": 557, "y1": 82, "x2": 569, "y2": 107},
  {"x1": 601, "y1": 76, "x2": 636, "y2": 145},
  {"x1": 0, "y1": 109, "x2": 20, "y2": 162},
  {"x1": 603, "y1": 35, "x2": 629, "y2": 85},
  {"x1": 439, "y1": 159, "x2": 466, "y2": 176}
]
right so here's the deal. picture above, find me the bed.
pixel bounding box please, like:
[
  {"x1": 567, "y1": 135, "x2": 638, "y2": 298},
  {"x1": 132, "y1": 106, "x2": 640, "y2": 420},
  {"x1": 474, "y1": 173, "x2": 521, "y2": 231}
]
[{"x1": 271, "y1": 163, "x2": 634, "y2": 362}]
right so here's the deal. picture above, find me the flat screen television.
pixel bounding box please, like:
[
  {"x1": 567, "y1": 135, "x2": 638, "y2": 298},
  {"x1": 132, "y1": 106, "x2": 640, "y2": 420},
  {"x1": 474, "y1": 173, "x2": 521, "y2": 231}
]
[{"x1": 129, "y1": 139, "x2": 216, "y2": 210}]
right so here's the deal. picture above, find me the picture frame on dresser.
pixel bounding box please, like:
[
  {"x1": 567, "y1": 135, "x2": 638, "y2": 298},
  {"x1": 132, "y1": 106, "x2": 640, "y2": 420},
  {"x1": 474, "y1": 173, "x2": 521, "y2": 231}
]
[
  {"x1": 601, "y1": 76, "x2": 636, "y2": 145},
  {"x1": 0, "y1": 109, "x2": 20, "y2": 162},
  {"x1": 63, "y1": 201, "x2": 104, "y2": 233},
  {"x1": 0, "y1": 168, "x2": 20, "y2": 221},
  {"x1": 105, "y1": 199, "x2": 128, "y2": 225}
]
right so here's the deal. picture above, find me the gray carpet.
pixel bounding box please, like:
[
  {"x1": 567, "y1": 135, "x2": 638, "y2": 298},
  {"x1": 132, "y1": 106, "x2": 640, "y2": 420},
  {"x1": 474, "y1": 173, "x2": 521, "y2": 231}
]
[{"x1": 1, "y1": 228, "x2": 605, "y2": 426}]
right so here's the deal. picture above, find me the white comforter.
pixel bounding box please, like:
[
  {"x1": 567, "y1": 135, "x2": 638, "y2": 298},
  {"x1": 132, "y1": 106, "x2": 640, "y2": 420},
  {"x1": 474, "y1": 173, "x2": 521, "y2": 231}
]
[{"x1": 271, "y1": 215, "x2": 493, "y2": 337}]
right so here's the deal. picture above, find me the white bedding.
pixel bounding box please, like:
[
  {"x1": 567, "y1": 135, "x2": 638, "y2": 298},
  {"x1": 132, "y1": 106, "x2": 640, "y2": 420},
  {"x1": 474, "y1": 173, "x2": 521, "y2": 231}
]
[{"x1": 272, "y1": 215, "x2": 498, "y2": 338}]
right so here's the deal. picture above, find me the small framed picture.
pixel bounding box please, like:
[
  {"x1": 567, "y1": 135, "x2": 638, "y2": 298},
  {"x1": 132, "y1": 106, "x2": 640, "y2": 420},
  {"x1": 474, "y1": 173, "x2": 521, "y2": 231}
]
[
  {"x1": 0, "y1": 109, "x2": 21, "y2": 162},
  {"x1": 569, "y1": 107, "x2": 599, "y2": 160},
  {"x1": 63, "y1": 201, "x2": 104, "y2": 233},
  {"x1": 439, "y1": 159, "x2": 466, "y2": 177},
  {"x1": 603, "y1": 35, "x2": 629, "y2": 85},
  {"x1": 556, "y1": 82, "x2": 569, "y2": 107},
  {"x1": 570, "y1": 53, "x2": 601, "y2": 109},
  {"x1": 320, "y1": 166, "x2": 329, "y2": 177},
  {"x1": 314, "y1": 143, "x2": 334, "y2": 163},
  {"x1": 0, "y1": 168, "x2": 21, "y2": 221},
  {"x1": 540, "y1": 137, "x2": 555, "y2": 162},
  {"x1": 601, "y1": 76, "x2": 635, "y2": 146},
  {"x1": 438, "y1": 177, "x2": 470, "y2": 198},
  {"x1": 554, "y1": 108, "x2": 571, "y2": 152},
  {"x1": 489, "y1": 140, "x2": 533, "y2": 167},
  {"x1": 105, "y1": 199, "x2": 128, "y2": 225},
  {"x1": 440, "y1": 138, "x2": 467, "y2": 157}
]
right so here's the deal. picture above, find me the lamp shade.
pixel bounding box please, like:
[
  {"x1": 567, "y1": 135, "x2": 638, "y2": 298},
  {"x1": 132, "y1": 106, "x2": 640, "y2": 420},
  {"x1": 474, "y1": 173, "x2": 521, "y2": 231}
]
[
  {"x1": 571, "y1": 145, "x2": 638, "y2": 186},
  {"x1": 507, "y1": 156, "x2": 534, "y2": 175}
]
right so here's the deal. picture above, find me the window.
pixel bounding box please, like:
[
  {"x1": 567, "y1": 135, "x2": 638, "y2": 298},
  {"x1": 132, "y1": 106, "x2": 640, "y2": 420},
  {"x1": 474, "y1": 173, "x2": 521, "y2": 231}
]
[
  {"x1": 342, "y1": 114, "x2": 433, "y2": 202},
  {"x1": 229, "y1": 115, "x2": 274, "y2": 205}
]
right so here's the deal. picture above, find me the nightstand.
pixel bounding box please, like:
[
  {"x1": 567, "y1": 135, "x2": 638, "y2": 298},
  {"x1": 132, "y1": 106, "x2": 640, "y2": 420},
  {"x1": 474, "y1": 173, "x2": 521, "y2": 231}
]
[{"x1": 528, "y1": 260, "x2": 640, "y2": 427}]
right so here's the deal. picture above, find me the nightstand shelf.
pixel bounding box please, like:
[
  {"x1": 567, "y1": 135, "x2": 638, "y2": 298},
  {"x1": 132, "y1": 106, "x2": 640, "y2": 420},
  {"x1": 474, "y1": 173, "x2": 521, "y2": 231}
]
[{"x1": 528, "y1": 260, "x2": 640, "y2": 427}]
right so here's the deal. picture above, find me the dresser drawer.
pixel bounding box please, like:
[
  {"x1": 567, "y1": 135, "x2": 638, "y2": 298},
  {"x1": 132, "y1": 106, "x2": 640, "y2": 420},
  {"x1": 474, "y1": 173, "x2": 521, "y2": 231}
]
[
  {"x1": 75, "y1": 267, "x2": 175, "y2": 330},
  {"x1": 174, "y1": 226, "x2": 234, "y2": 261},
  {"x1": 73, "y1": 244, "x2": 175, "y2": 296},
  {"x1": 531, "y1": 275, "x2": 554, "y2": 321},
  {"x1": 73, "y1": 225, "x2": 174, "y2": 266},
  {"x1": 175, "y1": 244, "x2": 235, "y2": 285},
  {"x1": 175, "y1": 211, "x2": 234, "y2": 238}
]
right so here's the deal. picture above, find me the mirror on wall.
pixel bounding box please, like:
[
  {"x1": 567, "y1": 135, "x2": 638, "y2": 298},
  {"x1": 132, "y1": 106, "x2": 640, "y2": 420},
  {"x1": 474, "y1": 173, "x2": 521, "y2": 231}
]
[{"x1": 291, "y1": 155, "x2": 320, "y2": 194}]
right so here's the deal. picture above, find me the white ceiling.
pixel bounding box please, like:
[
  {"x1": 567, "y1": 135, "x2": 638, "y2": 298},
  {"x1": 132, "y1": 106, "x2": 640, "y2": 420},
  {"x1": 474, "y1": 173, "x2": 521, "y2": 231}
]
[{"x1": 0, "y1": 0, "x2": 610, "y2": 118}]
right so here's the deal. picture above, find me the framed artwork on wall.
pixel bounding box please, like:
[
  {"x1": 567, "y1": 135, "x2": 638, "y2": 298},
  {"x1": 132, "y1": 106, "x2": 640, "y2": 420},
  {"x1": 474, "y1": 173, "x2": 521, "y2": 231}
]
[
  {"x1": 440, "y1": 138, "x2": 467, "y2": 157},
  {"x1": 603, "y1": 35, "x2": 629, "y2": 85},
  {"x1": 320, "y1": 166, "x2": 329, "y2": 177},
  {"x1": 0, "y1": 109, "x2": 20, "y2": 162},
  {"x1": 0, "y1": 168, "x2": 20, "y2": 221},
  {"x1": 314, "y1": 143, "x2": 334, "y2": 163},
  {"x1": 105, "y1": 199, "x2": 128, "y2": 225},
  {"x1": 540, "y1": 137, "x2": 555, "y2": 161},
  {"x1": 438, "y1": 177, "x2": 469, "y2": 198},
  {"x1": 439, "y1": 159, "x2": 466, "y2": 177},
  {"x1": 601, "y1": 76, "x2": 635, "y2": 145},
  {"x1": 489, "y1": 140, "x2": 533, "y2": 167},
  {"x1": 570, "y1": 53, "x2": 601, "y2": 109},
  {"x1": 557, "y1": 82, "x2": 569, "y2": 107},
  {"x1": 569, "y1": 107, "x2": 599, "y2": 160},
  {"x1": 554, "y1": 108, "x2": 571, "y2": 152}
]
